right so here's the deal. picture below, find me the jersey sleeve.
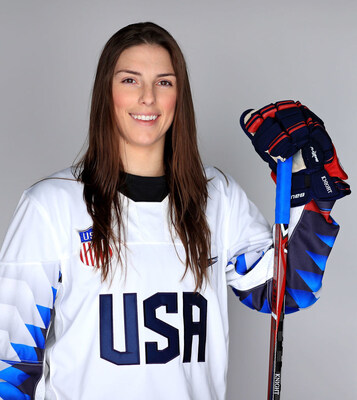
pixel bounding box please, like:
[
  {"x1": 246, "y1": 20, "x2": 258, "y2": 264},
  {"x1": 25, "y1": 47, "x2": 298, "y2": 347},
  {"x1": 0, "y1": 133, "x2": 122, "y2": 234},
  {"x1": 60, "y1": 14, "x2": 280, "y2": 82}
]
[
  {"x1": 0, "y1": 192, "x2": 61, "y2": 400},
  {"x1": 223, "y1": 177, "x2": 274, "y2": 312},
  {"x1": 225, "y1": 177, "x2": 339, "y2": 314}
]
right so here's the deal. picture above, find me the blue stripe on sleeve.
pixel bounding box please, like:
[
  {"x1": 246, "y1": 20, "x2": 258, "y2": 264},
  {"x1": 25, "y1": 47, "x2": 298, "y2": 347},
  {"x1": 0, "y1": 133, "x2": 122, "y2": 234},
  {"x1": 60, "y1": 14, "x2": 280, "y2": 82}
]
[
  {"x1": 36, "y1": 305, "x2": 52, "y2": 328},
  {"x1": 25, "y1": 325, "x2": 46, "y2": 349},
  {"x1": 0, "y1": 366, "x2": 30, "y2": 387},
  {"x1": 315, "y1": 233, "x2": 336, "y2": 248},
  {"x1": 296, "y1": 270, "x2": 323, "y2": 292},
  {"x1": 306, "y1": 251, "x2": 328, "y2": 271},
  {"x1": 286, "y1": 288, "x2": 318, "y2": 308},
  {"x1": 10, "y1": 344, "x2": 38, "y2": 363},
  {"x1": 235, "y1": 254, "x2": 247, "y2": 275},
  {"x1": 0, "y1": 381, "x2": 31, "y2": 399}
]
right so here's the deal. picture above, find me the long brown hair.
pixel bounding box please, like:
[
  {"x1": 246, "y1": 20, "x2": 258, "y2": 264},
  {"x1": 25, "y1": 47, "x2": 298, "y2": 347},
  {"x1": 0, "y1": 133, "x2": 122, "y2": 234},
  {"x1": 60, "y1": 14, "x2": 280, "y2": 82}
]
[{"x1": 76, "y1": 22, "x2": 211, "y2": 290}]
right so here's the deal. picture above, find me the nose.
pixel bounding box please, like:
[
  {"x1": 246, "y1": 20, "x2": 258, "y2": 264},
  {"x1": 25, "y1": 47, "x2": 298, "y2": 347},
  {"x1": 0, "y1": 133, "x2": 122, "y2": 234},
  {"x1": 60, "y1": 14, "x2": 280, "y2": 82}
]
[{"x1": 139, "y1": 84, "x2": 155, "y2": 106}]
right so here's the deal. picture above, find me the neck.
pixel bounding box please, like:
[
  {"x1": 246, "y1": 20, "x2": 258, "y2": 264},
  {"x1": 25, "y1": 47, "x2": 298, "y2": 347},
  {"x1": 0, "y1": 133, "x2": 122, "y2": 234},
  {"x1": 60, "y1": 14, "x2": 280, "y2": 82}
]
[{"x1": 119, "y1": 138, "x2": 165, "y2": 177}]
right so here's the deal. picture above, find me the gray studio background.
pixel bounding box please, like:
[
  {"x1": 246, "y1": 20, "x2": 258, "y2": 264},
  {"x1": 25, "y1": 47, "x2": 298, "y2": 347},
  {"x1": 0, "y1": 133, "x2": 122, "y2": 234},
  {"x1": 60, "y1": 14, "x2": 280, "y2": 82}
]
[{"x1": 0, "y1": 1, "x2": 356, "y2": 399}]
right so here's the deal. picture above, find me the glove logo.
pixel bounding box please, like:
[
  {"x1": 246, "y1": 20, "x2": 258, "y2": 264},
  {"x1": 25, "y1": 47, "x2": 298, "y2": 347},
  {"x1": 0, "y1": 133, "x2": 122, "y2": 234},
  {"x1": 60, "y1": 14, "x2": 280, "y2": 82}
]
[
  {"x1": 291, "y1": 192, "x2": 305, "y2": 199},
  {"x1": 310, "y1": 146, "x2": 319, "y2": 163},
  {"x1": 321, "y1": 176, "x2": 333, "y2": 194}
]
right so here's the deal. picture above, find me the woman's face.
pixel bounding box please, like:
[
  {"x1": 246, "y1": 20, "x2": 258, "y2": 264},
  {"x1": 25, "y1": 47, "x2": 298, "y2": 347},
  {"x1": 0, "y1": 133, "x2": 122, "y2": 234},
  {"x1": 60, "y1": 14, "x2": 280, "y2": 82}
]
[{"x1": 112, "y1": 44, "x2": 177, "y2": 153}]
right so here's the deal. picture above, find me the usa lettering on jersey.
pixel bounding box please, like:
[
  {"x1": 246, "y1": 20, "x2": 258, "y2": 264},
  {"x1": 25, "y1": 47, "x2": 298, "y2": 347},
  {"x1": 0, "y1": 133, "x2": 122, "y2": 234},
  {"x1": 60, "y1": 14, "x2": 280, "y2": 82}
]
[{"x1": 100, "y1": 292, "x2": 208, "y2": 365}]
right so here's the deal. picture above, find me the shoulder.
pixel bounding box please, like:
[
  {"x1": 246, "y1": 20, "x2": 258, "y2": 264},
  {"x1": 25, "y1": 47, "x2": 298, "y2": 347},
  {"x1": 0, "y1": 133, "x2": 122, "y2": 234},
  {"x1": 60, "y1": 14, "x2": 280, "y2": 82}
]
[
  {"x1": 16, "y1": 168, "x2": 91, "y2": 254},
  {"x1": 205, "y1": 165, "x2": 245, "y2": 200},
  {"x1": 0, "y1": 168, "x2": 84, "y2": 261},
  {"x1": 205, "y1": 165, "x2": 264, "y2": 221},
  {"x1": 24, "y1": 167, "x2": 83, "y2": 204},
  {"x1": 22, "y1": 167, "x2": 87, "y2": 227}
]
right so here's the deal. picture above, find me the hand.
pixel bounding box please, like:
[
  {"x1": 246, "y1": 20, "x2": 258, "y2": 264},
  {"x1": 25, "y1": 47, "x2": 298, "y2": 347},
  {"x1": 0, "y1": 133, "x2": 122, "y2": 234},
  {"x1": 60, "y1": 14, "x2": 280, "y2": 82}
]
[{"x1": 240, "y1": 100, "x2": 351, "y2": 206}]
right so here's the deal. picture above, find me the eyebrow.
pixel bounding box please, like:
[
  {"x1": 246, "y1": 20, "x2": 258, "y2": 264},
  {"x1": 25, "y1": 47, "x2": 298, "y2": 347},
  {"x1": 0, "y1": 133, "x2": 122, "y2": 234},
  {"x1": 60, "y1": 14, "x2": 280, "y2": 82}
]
[{"x1": 116, "y1": 69, "x2": 176, "y2": 78}]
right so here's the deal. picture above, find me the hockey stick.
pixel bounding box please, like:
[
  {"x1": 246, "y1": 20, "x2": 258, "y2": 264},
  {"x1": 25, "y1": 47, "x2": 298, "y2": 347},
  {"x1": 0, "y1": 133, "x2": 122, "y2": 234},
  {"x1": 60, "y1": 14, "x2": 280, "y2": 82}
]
[{"x1": 267, "y1": 157, "x2": 293, "y2": 400}]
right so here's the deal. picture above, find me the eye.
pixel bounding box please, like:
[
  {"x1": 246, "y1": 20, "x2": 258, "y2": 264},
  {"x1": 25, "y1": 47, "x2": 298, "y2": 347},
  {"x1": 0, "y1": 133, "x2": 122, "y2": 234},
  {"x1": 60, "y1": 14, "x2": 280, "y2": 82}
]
[
  {"x1": 157, "y1": 80, "x2": 173, "y2": 87},
  {"x1": 122, "y1": 78, "x2": 137, "y2": 84}
]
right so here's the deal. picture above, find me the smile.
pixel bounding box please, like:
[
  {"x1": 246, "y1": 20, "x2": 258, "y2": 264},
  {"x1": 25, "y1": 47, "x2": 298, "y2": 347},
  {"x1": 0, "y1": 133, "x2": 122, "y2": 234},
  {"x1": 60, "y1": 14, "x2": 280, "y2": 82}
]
[{"x1": 130, "y1": 114, "x2": 159, "y2": 121}]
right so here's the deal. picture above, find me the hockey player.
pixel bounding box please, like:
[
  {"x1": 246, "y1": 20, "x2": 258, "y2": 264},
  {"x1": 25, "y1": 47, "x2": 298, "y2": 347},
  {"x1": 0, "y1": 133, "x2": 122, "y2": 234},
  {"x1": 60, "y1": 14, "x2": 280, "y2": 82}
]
[{"x1": 0, "y1": 22, "x2": 350, "y2": 400}]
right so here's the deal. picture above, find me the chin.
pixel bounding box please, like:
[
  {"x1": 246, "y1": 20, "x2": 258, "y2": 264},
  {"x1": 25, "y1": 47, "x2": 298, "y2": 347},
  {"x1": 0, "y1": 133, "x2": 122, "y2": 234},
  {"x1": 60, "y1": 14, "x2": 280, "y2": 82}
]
[{"x1": 133, "y1": 133, "x2": 166, "y2": 147}]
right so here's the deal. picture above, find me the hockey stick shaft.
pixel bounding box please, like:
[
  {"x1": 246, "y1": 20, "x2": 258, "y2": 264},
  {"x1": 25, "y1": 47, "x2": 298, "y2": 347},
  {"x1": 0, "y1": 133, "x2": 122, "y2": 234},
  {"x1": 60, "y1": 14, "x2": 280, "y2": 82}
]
[{"x1": 267, "y1": 157, "x2": 293, "y2": 400}]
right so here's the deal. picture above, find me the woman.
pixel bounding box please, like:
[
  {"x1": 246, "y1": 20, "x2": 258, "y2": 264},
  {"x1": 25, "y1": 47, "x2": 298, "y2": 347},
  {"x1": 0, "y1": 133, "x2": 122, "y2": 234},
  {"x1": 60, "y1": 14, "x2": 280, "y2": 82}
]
[{"x1": 0, "y1": 22, "x2": 349, "y2": 400}]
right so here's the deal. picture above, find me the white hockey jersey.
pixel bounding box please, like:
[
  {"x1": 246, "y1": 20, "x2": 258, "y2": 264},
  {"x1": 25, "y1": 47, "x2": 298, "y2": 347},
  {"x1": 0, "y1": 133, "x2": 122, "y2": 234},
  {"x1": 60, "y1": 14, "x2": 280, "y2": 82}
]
[{"x1": 0, "y1": 167, "x2": 339, "y2": 399}]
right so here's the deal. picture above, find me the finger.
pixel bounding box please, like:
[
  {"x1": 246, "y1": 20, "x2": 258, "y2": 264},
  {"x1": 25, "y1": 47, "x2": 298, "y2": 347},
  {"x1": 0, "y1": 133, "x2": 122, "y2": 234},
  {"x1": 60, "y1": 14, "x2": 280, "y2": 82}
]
[
  {"x1": 252, "y1": 118, "x2": 295, "y2": 159},
  {"x1": 324, "y1": 145, "x2": 349, "y2": 180},
  {"x1": 274, "y1": 108, "x2": 309, "y2": 149},
  {"x1": 333, "y1": 178, "x2": 351, "y2": 196},
  {"x1": 241, "y1": 100, "x2": 298, "y2": 134}
]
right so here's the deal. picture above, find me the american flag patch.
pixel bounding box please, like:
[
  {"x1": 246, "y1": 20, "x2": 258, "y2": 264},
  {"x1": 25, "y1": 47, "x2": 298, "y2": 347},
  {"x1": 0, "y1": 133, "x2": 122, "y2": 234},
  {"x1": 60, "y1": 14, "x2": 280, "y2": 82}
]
[
  {"x1": 79, "y1": 228, "x2": 96, "y2": 267},
  {"x1": 78, "y1": 227, "x2": 113, "y2": 268}
]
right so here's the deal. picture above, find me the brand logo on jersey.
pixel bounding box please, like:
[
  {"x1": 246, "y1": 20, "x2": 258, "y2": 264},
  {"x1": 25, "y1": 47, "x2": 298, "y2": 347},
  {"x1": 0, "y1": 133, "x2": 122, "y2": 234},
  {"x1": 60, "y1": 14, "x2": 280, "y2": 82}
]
[{"x1": 78, "y1": 227, "x2": 112, "y2": 268}]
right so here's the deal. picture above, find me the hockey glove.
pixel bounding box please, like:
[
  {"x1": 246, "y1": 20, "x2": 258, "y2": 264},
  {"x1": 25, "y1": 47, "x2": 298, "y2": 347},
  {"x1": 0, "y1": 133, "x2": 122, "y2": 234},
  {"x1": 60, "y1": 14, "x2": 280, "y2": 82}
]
[{"x1": 240, "y1": 100, "x2": 351, "y2": 206}]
